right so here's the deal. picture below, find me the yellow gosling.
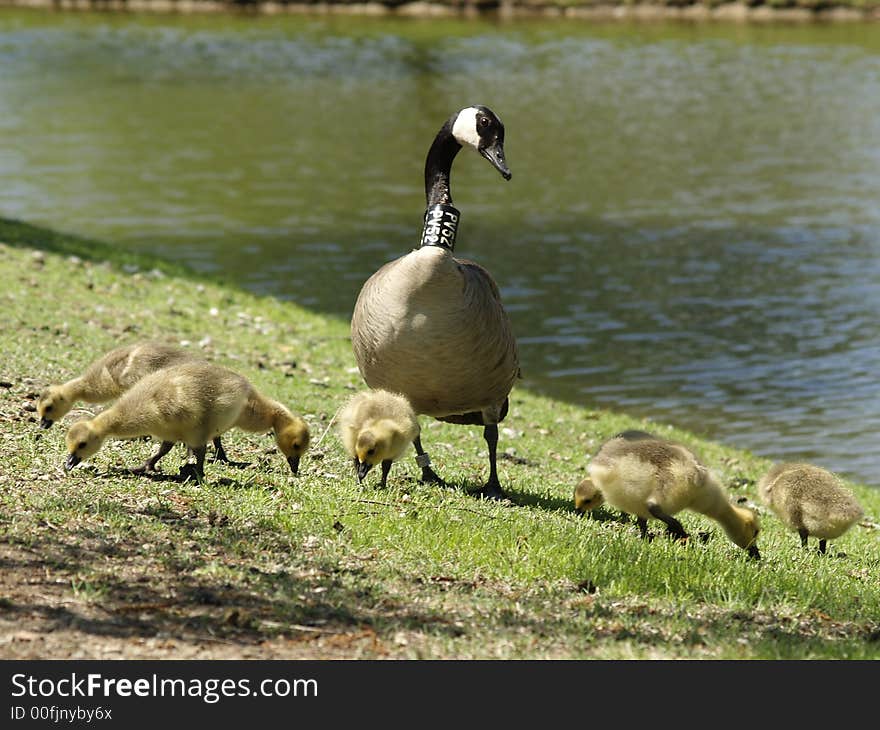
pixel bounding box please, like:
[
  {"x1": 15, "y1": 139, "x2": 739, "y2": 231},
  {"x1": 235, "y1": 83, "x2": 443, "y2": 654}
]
[
  {"x1": 37, "y1": 340, "x2": 197, "y2": 429},
  {"x1": 757, "y1": 462, "x2": 864, "y2": 554},
  {"x1": 337, "y1": 389, "x2": 420, "y2": 488},
  {"x1": 588, "y1": 431, "x2": 760, "y2": 558}
]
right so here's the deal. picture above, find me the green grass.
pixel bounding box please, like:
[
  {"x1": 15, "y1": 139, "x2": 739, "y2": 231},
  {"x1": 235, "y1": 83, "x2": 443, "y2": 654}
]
[{"x1": 0, "y1": 216, "x2": 878, "y2": 659}]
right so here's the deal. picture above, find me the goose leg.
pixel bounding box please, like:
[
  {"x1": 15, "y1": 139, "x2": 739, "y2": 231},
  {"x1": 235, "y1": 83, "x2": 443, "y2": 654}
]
[
  {"x1": 414, "y1": 436, "x2": 445, "y2": 485},
  {"x1": 647, "y1": 504, "x2": 688, "y2": 541},
  {"x1": 130, "y1": 440, "x2": 174, "y2": 474},
  {"x1": 380, "y1": 459, "x2": 392, "y2": 488},
  {"x1": 473, "y1": 424, "x2": 506, "y2": 501}
]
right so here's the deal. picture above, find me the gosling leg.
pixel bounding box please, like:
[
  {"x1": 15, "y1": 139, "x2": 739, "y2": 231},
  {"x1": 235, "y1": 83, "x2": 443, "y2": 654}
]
[
  {"x1": 818, "y1": 538, "x2": 827, "y2": 555},
  {"x1": 179, "y1": 445, "x2": 207, "y2": 482},
  {"x1": 799, "y1": 528, "x2": 809, "y2": 549},
  {"x1": 473, "y1": 424, "x2": 506, "y2": 501},
  {"x1": 380, "y1": 459, "x2": 392, "y2": 488},
  {"x1": 211, "y1": 436, "x2": 229, "y2": 463},
  {"x1": 648, "y1": 504, "x2": 688, "y2": 541},
  {"x1": 130, "y1": 440, "x2": 174, "y2": 475},
  {"x1": 636, "y1": 517, "x2": 649, "y2": 540},
  {"x1": 414, "y1": 435, "x2": 445, "y2": 485}
]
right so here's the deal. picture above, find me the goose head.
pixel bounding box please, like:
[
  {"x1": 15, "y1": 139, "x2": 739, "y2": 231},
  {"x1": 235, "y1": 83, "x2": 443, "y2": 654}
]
[
  {"x1": 64, "y1": 420, "x2": 104, "y2": 470},
  {"x1": 275, "y1": 417, "x2": 311, "y2": 475},
  {"x1": 574, "y1": 478, "x2": 605, "y2": 514},
  {"x1": 451, "y1": 106, "x2": 511, "y2": 180},
  {"x1": 37, "y1": 386, "x2": 71, "y2": 429}
]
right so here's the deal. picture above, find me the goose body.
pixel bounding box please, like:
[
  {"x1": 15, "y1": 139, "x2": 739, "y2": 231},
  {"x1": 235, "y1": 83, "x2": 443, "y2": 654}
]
[
  {"x1": 757, "y1": 462, "x2": 863, "y2": 554},
  {"x1": 337, "y1": 389, "x2": 420, "y2": 488},
  {"x1": 64, "y1": 361, "x2": 251, "y2": 479},
  {"x1": 350, "y1": 105, "x2": 518, "y2": 499},
  {"x1": 588, "y1": 431, "x2": 761, "y2": 557}
]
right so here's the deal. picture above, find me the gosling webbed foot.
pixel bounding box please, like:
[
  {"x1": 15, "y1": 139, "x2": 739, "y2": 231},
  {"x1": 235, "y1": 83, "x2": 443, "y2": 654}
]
[{"x1": 178, "y1": 463, "x2": 205, "y2": 483}]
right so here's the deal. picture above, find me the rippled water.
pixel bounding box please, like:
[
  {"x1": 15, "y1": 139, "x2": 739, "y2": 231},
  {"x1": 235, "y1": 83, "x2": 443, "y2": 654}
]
[{"x1": 2, "y1": 10, "x2": 880, "y2": 485}]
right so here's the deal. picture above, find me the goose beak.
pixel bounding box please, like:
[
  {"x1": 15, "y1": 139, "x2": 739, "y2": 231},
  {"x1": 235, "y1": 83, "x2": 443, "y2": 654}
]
[
  {"x1": 65, "y1": 453, "x2": 80, "y2": 471},
  {"x1": 747, "y1": 544, "x2": 761, "y2": 560},
  {"x1": 356, "y1": 460, "x2": 373, "y2": 482},
  {"x1": 479, "y1": 141, "x2": 511, "y2": 181},
  {"x1": 287, "y1": 455, "x2": 300, "y2": 475},
  {"x1": 40, "y1": 417, "x2": 53, "y2": 429}
]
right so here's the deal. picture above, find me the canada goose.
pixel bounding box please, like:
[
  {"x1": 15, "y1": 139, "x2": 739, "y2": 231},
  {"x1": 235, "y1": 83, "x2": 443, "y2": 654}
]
[
  {"x1": 64, "y1": 361, "x2": 251, "y2": 480},
  {"x1": 588, "y1": 432, "x2": 761, "y2": 558},
  {"x1": 37, "y1": 340, "x2": 231, "y2": 463},
  {"x1": 573, "y1": 478, "x2": 604, "y2": 513},
  {"x1": 350, "y1": 105, "x2": 519, "y2": 500},
  {"x1": 233, "y1": 386, "x2": 311, "y2": 475},
  {"x1": 337, "y1": 389, "x2": 420, "y2": 488},
  {"x1": 757, "y1": 462, "x2": 864, "y2": 554}
]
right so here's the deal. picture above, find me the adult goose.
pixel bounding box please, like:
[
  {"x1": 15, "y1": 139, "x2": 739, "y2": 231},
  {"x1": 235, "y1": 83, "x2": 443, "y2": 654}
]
[{"x1": 350, "y1": 105, "x2": 519, "y2": 500}]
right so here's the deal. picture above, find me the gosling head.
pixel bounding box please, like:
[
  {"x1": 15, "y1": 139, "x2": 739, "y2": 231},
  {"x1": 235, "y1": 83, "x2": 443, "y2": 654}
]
[
  {"x1": 729, "y1": 506, "x2": 762, "y2": 560},
  {"x1": 573, "y1": 478, "x2": 604, "y2": 514},
  {"x1": 452, "y1": 106, "x2": 511, "y2": 181},
  {"x1": 275, "y1": 417, "x2": 310, "y2": 475},
  {"x1": 353, "y1": 422, "x2": 402, "y2": 482},
  {"x1": 37, "y1": 386, "x2": 71, "y2": 429},
  {"x1": 64, "y1": 420, "x2": 104, "y2": 471}
]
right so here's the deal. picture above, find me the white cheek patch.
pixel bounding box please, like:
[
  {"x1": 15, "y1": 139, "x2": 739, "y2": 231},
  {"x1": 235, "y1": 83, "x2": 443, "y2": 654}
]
[{"x1": 452, "y1": 107, "x2": 481, "y2": 149}]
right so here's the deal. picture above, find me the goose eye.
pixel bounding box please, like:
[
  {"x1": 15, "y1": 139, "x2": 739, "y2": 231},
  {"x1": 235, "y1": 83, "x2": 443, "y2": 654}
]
[{"x1": 479, "y1": 117, "x2": 490, "y2": 128}]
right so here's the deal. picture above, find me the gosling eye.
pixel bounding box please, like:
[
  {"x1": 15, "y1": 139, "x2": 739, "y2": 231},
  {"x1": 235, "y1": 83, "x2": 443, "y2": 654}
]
[
  {"x1": 44, "y1": 404, "x2": 53, "y2": 413},
  {"x1": 77, "y1": 441, "x2": 87, "y2": 451},
  {"x1": 366, "y1": 448, "x2": 375, "y2": 456}
]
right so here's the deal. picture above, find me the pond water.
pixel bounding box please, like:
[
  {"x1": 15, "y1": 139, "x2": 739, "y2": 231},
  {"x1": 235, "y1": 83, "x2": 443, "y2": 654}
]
[{"x1": 2, "y1": 9, "x2": 880, "y2": 485}]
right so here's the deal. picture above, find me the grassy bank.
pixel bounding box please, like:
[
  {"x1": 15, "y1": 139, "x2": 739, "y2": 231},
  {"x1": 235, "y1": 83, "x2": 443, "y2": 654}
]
[{"x1": 1, "y1": 217, "x2": 878, "y2": 659}]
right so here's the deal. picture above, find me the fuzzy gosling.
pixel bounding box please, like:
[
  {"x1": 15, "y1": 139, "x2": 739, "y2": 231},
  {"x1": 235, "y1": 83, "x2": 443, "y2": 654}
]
[
  {"x1": 64, "y1": 361, "x2": 252, "y2": 480},
  {"x1": 757, "y1": 462, "x2": 864, "y2": 554},
  {"x1": 588, "y1": 431, "x2": 761, "y2": 558},
  {"x1": 338, "y1": 390, "x2": 420, "y2": 488}
]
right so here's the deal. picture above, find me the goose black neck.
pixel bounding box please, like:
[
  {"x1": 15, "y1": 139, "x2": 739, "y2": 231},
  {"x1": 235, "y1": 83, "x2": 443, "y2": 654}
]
[{"x1": 424, "y1": 119, "x2": 462, "y2": 208}]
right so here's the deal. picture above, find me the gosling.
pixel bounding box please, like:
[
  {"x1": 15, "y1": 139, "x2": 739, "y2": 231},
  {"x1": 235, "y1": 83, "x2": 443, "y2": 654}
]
[
  {"x1": 38, "y1": 340, "x2": 198, "y2": 428},
  {"x1": 757, "y1": 462, "x2": 864, "y2": 554},
  {"x1": 338, "y1": 389, "x2": 420, "y2": 488},
  {"x1": 588, "y1": 431, "x2": 761, "y2": 558},
  {"x1": 64, "y1": 361, "x2": 252, "y2": 480}
]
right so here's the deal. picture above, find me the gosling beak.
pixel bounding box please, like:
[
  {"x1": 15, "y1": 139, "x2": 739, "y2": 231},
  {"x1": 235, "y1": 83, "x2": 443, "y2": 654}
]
[
  {"x1": 65, "y1": 453, "x2": 81, "y2": 471},
  {"x1": 747, "y1": 544, "x2": 761, "y2": 560},
  {"x1": 479, "y1": 141, "x2": 511, "y2": 181},
  {"x1": 356, "y1": 460, "x2": 373, "y2": 482},
  {"x1": 287, "y1": 455, "x2": 300, "y2": 475},
  {"x1": 40, "y1": 417, "x2": 53, "y2": 429}
]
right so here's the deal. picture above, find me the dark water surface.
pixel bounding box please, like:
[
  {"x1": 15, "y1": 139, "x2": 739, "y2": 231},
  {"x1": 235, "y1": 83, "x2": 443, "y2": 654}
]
[{"x1": 2, "y1": 10, "x2": 880, "y2": 485}]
